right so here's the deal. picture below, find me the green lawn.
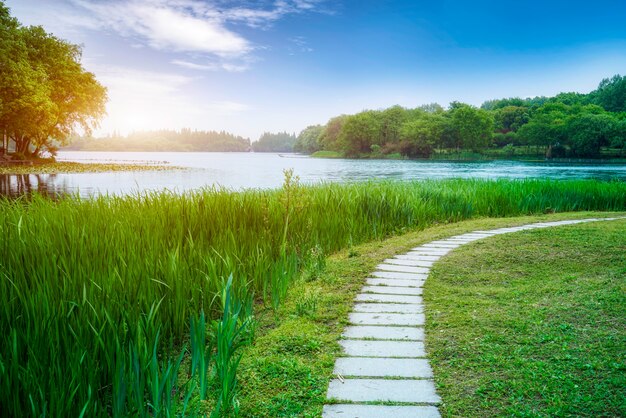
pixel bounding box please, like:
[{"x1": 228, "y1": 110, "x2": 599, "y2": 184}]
[
  {"x1": 232, "y1": 213, "x2": 625, "y2": 417},
  {"x1": 425, "y1": 219, "x2": 626, "y2": 417}
]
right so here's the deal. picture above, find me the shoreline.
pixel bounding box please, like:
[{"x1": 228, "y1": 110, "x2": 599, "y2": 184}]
[{"x1": 0, "y1": 161, "x2": 182, "y2": 175}]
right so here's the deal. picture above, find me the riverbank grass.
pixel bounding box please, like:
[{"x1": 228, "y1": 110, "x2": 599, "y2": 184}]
[{"x1": 425, "y1": 219, "x2": 626, "y2": 417}]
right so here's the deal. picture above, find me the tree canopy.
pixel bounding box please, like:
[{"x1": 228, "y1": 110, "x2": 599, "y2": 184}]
[
  {"x1": 0, "y1": 2, "x2": 107, "y2": 159},
  {"x1": 294, "y1": 74, "x2": 626, "y2": 159}
]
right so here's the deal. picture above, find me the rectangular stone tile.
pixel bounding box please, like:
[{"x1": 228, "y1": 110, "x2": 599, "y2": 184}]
[
  {"x1": 362, "y1": 285, "x2": 423, "y2": 296},
  {"x1": 326, "y1": 378, "x2": 440, "y2": 403},
  {"x1": 419, "y1": 243, "x2": 461, "y2": 249},
  {"x1": 323, "y1": 404, "x2": 441, "y2": 418},
  {"x1": 407, "y1": 249, "x2": 451, "y2": 256},
  {"x1": 384, "y1": 258, "x2": 436, "y2": 267},
  {"x1": 394, "y1": 254, "x2": 441, "y2": 261},
  {"x1": 366, "y1": 278, "x2": 423, "y2": 287},
  {"x1": 342, "y1": 325, "x2": 424, "y2": 341},
  {"x1": 376, "y1": 264, "x2": 430, "y2": 274},
  {"x1": 353, "y1": 303, "x2": 423, "y2": 313},
  {"x1": 349, "y1": 312, "x2": 424, "y2": 326},
  {"x1": 334, "y1": 357, "x2": 433, "y2": 378},
  {"x1": 372, "y1": 271, "x2": 428, "y2": 280},
  {"x1": 339, "y1": 339, "x2": 426, "y2": 357},
  {"x1": 355, "y1": 293, "x2": 422, "y2": 304}
]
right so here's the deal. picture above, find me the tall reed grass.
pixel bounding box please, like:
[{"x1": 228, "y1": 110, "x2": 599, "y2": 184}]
[{"x1": 0, "y1": 178, "x2": 624, "y2": 415}]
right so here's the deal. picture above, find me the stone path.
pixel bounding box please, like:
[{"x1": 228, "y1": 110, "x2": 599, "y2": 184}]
[{"x1": 323, "y1": 216, "x2": 625, "y2": 418}]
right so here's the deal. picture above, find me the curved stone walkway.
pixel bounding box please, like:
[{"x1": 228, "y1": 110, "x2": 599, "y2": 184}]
[{"x1": 323, "y1": 216, "x2": 625, "y2": 418}]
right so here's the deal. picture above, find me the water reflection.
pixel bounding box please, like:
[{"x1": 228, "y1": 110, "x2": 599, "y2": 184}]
[{"x1": 0, "y1": 174, "x2": 70, "y2": 198}]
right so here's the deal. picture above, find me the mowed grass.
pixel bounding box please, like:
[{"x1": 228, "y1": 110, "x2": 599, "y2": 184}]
[
  {"x1": 229, "y1": 213, "x2": 625, "y2": 417},
  {"x1": 0, "y1": 178, "x2": 625, "y2": 416},
  {"x1": 425, "y1": 219, "x2": 626, "y2": 417}
]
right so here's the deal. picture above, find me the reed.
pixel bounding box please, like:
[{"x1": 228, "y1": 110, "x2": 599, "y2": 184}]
[{"x1": 0, "y1": 178, "x2": 624, "y2": 415}]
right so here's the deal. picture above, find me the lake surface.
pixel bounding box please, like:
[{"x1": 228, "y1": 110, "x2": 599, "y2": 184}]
[{"x1": 1, "y1": 151, "x2": 625, "y2": 198}]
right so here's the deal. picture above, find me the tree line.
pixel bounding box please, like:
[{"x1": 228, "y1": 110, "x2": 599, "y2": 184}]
[
  {"x1": 67, "y1": 129, "x2": 251, "y2": 152},
  {"x1": 0, "y1": 2, "x2": 107, "y2": 160},
  {"x1": 294, "y1": 75, "x2": 626, "y2": 159}
]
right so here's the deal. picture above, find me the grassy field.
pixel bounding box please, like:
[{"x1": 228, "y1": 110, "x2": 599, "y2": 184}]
[
  {"x1": 425, "y1": 219, "x2": 626, "y2": 417},
  {"x1": 0, "y1": 178, "x2": 625, "y2": 416}
]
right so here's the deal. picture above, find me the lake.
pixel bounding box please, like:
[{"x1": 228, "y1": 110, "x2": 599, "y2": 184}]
[{"x1": 1, "y1": 151, "x2": 625, "y2": 198}]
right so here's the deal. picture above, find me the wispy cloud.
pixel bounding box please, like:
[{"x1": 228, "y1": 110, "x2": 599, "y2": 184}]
[
  {"x1": 171, "y1": 59, "x2": 250, "y2": 72},
  {"x1": 70, "y1": 0, "x2": 328, "y2": 59}
]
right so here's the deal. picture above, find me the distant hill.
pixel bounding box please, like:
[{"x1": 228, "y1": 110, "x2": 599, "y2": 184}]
[{"x1": 63, "y1": 129, "x2": 251, "y2": 152}]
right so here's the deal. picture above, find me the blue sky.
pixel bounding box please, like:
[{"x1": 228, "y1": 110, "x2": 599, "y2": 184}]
[{"x1": 6, "y1": 0, "x2": 626, "y2": 140}]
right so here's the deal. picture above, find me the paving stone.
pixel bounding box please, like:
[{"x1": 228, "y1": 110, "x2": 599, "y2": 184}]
[
  {"x1": 334, "y1": 357, "x2": 433, "y2": 378},
  {"x1": 342, "y1": 325, "x2": 424, "y2": 341},
  {"x1": 326, "y1": 378, "x2": 440, "y2": 403},
  {"x1": 353, "y1": 303, "x2": 423, "y2": 313},
  {"x1": 349, "y1": 312, "x2": 424, "y2": 326},
  {"x1": 362, "y1": 285, "x2": 423, "y2": 296},
  {"x1": 419, "y1": 243, "x2": 461, "y2": 249},
  {"x1": 323, "y1": 404, "x2": 441, "y2": 418},
  {"x1": 376, "y1": 264, "x2": 430, "y2": 274},
  {"x1": 339, "y1": 339, "x2": 426, "y2": 358},
  {"x1": 407, "y1": 249, "x2": 451, "y2": 256},
  {"x1": 356, "y1": 293, "x2": 422, "y2": 304},
  {"x1": 366, "y1": 278, "x2": 423, "y2": 287},
  {"x1": 384, "y1": 258, "x2": 436, "y2": 267},
  {"x1": 372, "y1": 271, "x2": 428, "y2": 280},
  {"x1": 394, "y1": 254, "x2": 441, "y2": 261}
]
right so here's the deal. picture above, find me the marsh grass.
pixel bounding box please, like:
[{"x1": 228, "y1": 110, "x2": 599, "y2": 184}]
[
  {"x1": 0, "y1": 178, "x2": 625, "y2": 415},
  {"x1": 0, "y1": 161, "x2": 178, "y2": 174}
]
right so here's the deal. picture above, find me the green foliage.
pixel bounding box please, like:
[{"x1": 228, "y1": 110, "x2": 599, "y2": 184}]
[
  {"x1": 450, "y1": 104, "x2": 494, "y2": 151},
  {"x1": 591, "y1": 74, "x2": 626, "y2": 112},
  {"x1": 252, "y1": 132, "x2": 296, "y2": 152},
  {"x1": 293, "y1": 125, "x2": 323, "y2": 154},
  {"x1": 0, "y1": 4, "x2": 106, "y2": 159}
]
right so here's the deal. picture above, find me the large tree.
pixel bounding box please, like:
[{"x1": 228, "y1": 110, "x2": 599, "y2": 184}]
[
  {"x1": 449, "y1": 104, "x2": 494, "y2": 151},
  {"x1": 0, "y1": 2, "x2": 107, "y2": 159}
]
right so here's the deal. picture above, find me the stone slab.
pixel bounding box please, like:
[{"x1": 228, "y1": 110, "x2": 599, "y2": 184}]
[
  {"x1": 339, "y1": 339, "x2": 426, "y2": 358},
  {"x1": 366, "y1": 278, "x2": 423, "y2": 287},
  {"x1": 334, "y1": 357, "x2": 433, "y2": 378},
  {"x1": 384, "y1": 258, "x2": 436, "y2": 267},
  {"x1": 395, "y1": 254, "x2": 442, "y2": 261},
  {"x1": 372, "y1": 271, "x2": 428, "y2": 280},
  {"x1": 326, "y1": 378, "x2": 440, "y2": 403},
  {"x1": 407, "y1": 249, "x2": 451, "y2": 256},
  {"x1": 361, "y1": 285, "x2": 423, "y2": 296},
  {"x1": 353, "y1": 303, "x2": 423, "y2": 313},
  {"x1": 376, "y1": 264, "x2": 430, "y2": 274},
  {"x1": 356, "y1": 293, "x2": 422, "y2": 304},
  {"x1": 342, "y1": 325, "x2": 424, "y2": 341},
  {"x1": 419, "y1": 243, "x2": 461, "y2": 249},
  {"x1": 323, "y1": 404, "x2": 441, "y2": 418},
  {"x1": 349, "y1": 312, "x2": 425, "y2": 326}
]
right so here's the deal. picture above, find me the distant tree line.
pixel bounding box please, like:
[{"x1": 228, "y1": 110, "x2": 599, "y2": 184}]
[
  {"x1": 0, "y1": 2, "x2": 107, "y2": 160},
  {"x1": 251, "y1": 132, "x2": 296, "y2": 152},
  {"x1": 294, "y1": 75, "x2": 626, "y2": 159},
  {"x1": 66, "y1": 129, "x2": 251, "y2": 152}
]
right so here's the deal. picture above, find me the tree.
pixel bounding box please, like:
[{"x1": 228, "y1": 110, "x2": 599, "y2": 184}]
[
  {"x1": 590, "y1": 74, "x2": 626, "y2": 112},
  {"x1": 565, "y1": 113, "x2": 617, "y2": 157},
  {"x1": 397, "y1": 113, "x2": 446, "y2": 157},
  {"x1": 293, "y1": 125, "x2": 323, "y2": 154},
  {"x1": 0, "y1": 3, "x2": 107, "y2": 159},
  {"x1": 449, "y1": 104, "x2": 494, "y2": 151},
  {"x1": 337, "y1": 111, "x2": 381, "y2": 157},
  {"x1": 318, "y1": 115, "x2": 348, "y2": 152},
  {"x1": 252, "y1": 132, "x2": 296, "y2": 152},
  {"x1": 494, "y1": 106, "x2": 529, "y2": 133}
]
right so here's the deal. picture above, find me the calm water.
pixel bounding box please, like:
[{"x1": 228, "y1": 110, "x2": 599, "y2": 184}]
[{"x1": 1, "y1": 151, "x2": 625, "y2": 198}]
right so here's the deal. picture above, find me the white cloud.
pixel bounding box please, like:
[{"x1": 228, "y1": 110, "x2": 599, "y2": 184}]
[
  {"x1": 171, "y1": 59, "x2": 249, "y2": 72},
  {"x1": 72, "y1": 0, "x2": 250, "y2": 56}
]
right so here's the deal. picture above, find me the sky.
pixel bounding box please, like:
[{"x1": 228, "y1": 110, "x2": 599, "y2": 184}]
[{"x1": 6, "y1": 0, "x2": 626, "y2": 140}]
